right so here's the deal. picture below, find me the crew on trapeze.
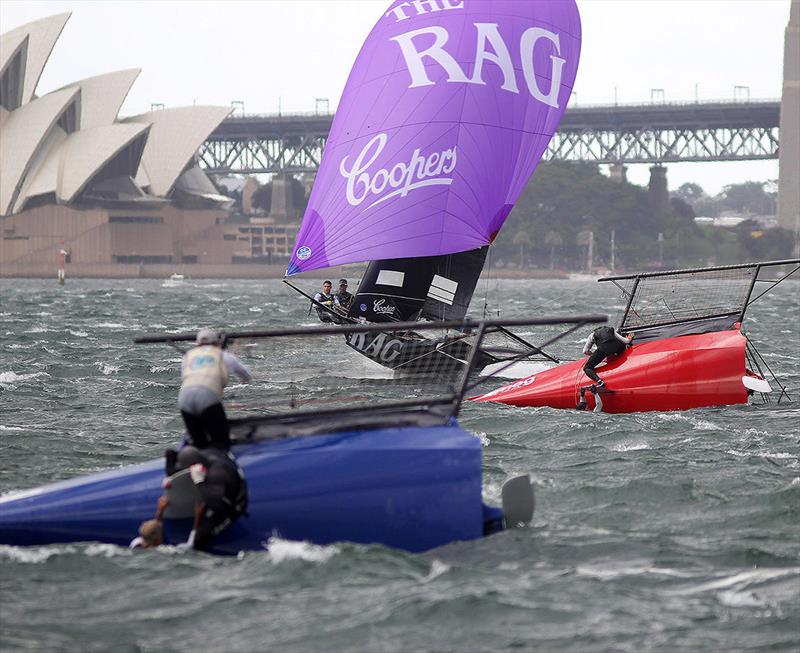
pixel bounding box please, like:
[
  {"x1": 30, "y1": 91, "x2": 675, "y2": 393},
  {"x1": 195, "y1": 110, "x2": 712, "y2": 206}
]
[
  {"x1": 313, "y1": 279, "x2": 353, "y2": 323},
  {"x1": 334, "y1": 278, "x2": 354, "y2": 312},
  {"x1": 576, "y1": 325, "x2": 635, "y2": 411},
  {"x1": 313, "y1": 280, "x2": 338, "y2": 323}
]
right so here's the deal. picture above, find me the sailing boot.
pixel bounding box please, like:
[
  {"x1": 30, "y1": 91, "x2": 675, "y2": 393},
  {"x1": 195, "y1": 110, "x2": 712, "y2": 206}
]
[{"x1": 575, "y1": 387, "x2": 588, "y2": 411}]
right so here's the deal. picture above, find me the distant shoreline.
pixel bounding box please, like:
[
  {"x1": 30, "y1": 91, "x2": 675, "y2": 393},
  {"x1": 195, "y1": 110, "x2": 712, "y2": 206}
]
[{"x1": 0, "y1": 262, "x2": 575, "y2": 281}]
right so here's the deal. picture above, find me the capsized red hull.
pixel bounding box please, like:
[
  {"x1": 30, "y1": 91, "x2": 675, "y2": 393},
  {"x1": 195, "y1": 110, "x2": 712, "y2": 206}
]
[{"x1": 470, "y1": 329, "x2": 749, "y2": 413}]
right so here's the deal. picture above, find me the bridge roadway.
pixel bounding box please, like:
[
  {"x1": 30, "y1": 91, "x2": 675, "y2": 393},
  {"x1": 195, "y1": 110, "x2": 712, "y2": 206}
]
[{"x1": 199, "y1": 99, "x2": 780, "y2": 175}]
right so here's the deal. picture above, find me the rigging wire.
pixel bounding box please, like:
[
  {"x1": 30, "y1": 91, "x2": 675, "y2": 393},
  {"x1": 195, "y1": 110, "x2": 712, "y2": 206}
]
[{"x1": 483, "y1": 246, "x2": 495, "y2": 319}]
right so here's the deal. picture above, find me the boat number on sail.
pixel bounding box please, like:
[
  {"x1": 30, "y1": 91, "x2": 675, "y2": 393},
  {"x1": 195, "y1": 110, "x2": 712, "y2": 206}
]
[
  {"x1": 296, "y1": 246, "x2": 312, "y2": 260},
  {"x1": 340, "y1": 133, "x2": 456, "y2": 209},
  {"x1": 346, "y1": 332, "x2": 403, "y2": 363},
  {"x1": 372, "y1": 299, "x2": 395, "y2": 315}
]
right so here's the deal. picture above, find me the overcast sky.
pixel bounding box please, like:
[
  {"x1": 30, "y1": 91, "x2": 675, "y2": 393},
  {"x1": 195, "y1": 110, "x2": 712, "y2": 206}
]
[{"x1": 1, "y1": 0, "x2": 792, "y2": 195}]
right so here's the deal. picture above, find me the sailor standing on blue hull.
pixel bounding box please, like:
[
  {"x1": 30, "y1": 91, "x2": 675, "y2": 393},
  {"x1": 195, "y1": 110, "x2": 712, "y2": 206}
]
[{"x1": 178, "y1": 329, "x2": 251, "y2": 451}]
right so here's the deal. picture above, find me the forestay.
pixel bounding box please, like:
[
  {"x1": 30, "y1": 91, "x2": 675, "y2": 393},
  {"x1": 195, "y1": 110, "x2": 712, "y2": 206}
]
[{"x1": 286, "y1": 0, "x2": 582, "y2": 275}]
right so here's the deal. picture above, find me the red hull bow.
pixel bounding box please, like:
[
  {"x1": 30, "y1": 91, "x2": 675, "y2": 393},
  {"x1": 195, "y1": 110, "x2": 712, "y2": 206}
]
[{"x1": 471, "y1": 329, "x2": 750, "y2": 413}]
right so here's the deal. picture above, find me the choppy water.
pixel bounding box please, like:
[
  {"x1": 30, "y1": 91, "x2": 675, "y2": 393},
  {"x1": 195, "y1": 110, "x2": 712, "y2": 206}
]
[{"x1": 1, "y1": 277, "x2": 798, "y2": 653}]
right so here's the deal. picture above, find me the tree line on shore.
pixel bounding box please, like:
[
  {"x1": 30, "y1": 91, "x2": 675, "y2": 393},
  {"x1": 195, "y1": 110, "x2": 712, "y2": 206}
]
[
  {"x1": 233, "y1": 162, "x2": 793, "y2": 272},
  {"x1": 490, "y1": 162, "x2": 793, "y2": 271}
]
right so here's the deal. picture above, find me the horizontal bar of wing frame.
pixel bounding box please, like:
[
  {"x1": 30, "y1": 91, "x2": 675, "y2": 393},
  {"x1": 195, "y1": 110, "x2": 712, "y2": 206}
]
[
  {"x1": 599, "y1": 258, "x2": 800, "y2": 282},
  {"x1": 134, "y1": 315, "x2": 607, "y2": 344}
]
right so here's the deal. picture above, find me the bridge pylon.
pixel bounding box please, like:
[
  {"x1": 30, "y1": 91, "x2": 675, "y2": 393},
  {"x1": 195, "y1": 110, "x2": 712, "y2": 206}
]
[{"x1": 778, "y1": 0, "x2": 800, "y2": 251}]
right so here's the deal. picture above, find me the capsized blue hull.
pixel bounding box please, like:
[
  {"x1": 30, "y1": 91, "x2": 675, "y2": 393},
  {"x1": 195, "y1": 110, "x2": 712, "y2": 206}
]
[{"x1": 0, "y1": 423, "x2": 501, "y2": 554}]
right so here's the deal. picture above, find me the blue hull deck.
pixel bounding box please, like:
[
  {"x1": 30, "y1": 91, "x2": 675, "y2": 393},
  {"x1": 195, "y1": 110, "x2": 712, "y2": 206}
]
[{"x1": 0, "y1": 423, "x2": 494, "y2": 554}]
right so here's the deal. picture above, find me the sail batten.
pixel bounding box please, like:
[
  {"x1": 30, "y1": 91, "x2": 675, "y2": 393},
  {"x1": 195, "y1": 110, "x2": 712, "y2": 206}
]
[{"x1": 287, "y1": 0, "x2": 581, "y2": 276}]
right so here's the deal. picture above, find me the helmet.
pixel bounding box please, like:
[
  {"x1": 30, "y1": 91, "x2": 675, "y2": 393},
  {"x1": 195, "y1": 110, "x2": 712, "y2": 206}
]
[{"x1": 196, "y1": 328, "x2": 220, "y2": 345}]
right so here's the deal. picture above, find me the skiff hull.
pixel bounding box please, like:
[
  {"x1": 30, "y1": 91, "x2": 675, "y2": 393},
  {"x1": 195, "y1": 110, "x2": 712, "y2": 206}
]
[
  {"x1": 470, "y1": 329, "x2": 750, "y2": 413},
  {"x1": 0, "y1": 423, "x2": 500, "y2": 555}
]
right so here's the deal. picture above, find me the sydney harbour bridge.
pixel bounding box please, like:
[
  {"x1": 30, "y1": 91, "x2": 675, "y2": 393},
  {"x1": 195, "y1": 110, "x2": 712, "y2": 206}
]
[{"x1": 198, "y1": 99, "x2": 780, "y2": 175}]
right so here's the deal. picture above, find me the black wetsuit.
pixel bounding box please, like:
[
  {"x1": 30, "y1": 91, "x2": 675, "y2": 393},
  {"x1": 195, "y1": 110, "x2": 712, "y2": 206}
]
[
  {"x1": 583, "y1": 326, "x2": 627, "y2": 384},
  {"x1": 167, "y1": 446, "x2": 247, "y2": 551},
  {"x1": 192, "y1": 448, "x2": 247, "y2": 550}
]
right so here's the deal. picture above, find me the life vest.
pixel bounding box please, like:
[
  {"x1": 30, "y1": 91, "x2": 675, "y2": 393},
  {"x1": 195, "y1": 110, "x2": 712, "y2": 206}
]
[
  {"x1": 594, "y1": 326, "x2": 625, "y2": 354},
  {"x1": 336, "y1": 291, "x2": 353, "y2": 308},
  {"x1": 594, "y1": 326, "x2": 618, "y2": 346},
  {"x1": 181, "y1": 345, "x2": 229, "y2": 398},
  {"x1": 314, "y1": 293, "x2": 335, "y2": 321}
]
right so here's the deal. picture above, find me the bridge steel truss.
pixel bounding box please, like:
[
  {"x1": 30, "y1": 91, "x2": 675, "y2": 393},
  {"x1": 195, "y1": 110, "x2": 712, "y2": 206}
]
[
  {"x1": 197, "y1": 101, "x2": 779, "y2": 175},
  {"x1": 548, "y1": 101, "x2": 779, "y2": 164}
]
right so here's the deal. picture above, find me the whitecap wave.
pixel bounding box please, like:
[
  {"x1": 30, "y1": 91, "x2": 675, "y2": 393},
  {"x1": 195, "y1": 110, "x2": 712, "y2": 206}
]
[
  {"x1": 85, "y1": 543, "x2": 128, "y2": 558},
  {"x1": 692, "y1": 419, "x2": 720, "y2": 431},
  {"x1": 612, "y1": 442, "x2": 650, "y2": 452},
  {"x1": 717, "y1": 589, "x2": 767, "y2": 607},
  {"x1": 472, "y1": 431, "x2": 490, "y2": 446},
  {"x1": 94, "y1": 363, "x2": 121, "y2": 375},
  {"x1": 0, "y1": 544, "x2": 75, "y2": 563},
  {"x1": 0, "y1": 371, "x2": 49, "y2": 384},
  {"x1": 421, "y1": 559, "x2": 450, "y2": 583},
  {"x1": 726, "y1": 449, "x2": 797, "y2": 461},
  {"x1": 264, "y1": 536, "x2": 340, "y2": 563},
  {"x1": 673, "y1": 568, "x2": 800, "y2": 596}
]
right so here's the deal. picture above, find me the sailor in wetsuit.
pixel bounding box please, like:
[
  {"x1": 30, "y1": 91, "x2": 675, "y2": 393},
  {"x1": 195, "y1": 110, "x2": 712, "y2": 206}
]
[
  {"x1": 334, "y1": 279, "x2": 354, "y2": 313},
  {"x1": 132, "y1": 446, "x2": 248, "y2": 551},
  {"x1": 312, "y1": 280, "x2": 337, "y2": 323},
  {"x1": 174, "y1": 446, "x2": 248, "y2": 551},
  {"x1": 178, "y1": 329, "x2": 251, "y2": 451},
  {"x1": 576, "y1": 326, "x2": 634, "y2": 410}
]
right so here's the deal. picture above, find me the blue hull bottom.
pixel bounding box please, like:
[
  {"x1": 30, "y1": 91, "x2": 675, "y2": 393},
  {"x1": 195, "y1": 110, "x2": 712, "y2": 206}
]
[{"x1": 0, "y1": 424, "x2": 495, "y2": 554}]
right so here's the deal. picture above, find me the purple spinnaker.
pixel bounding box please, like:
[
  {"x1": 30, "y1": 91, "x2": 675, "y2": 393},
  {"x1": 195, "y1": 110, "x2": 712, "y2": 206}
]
[{"x1": 287, "y1": 0, "x2": 581, "y2": 275}]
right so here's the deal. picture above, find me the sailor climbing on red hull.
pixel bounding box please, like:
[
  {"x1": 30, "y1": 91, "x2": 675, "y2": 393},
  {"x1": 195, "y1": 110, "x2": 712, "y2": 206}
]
[{"x1": 576, "y1": 326, "x2": 634, "y2": 410}]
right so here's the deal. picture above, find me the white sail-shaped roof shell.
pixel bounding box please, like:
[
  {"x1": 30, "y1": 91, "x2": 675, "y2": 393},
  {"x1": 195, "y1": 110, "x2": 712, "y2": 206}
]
[
  {"x1": 13, "y1": 68, "x2": 144, "y2": 210},
  {"x1": 0, "y1": 13, "x2": 70, "y2": 107},
  {"x1": 0, "y1": 13, "x2": 231, "y2": 216},
  {"x1": 0, "y1": 32, "x2": 28, "y2": 113},
  {"x1": 0, "y1": 85, "x2": 80, "y2": 215},
  {"x1": 60, "y1": 122, "x2": 150, "y2": 201},
  {"x1": 17, "y1": 122, "x2": 151, "y2": 208},
  {"x1": 58, "y1": 68, "x2": 140, "y2": 129},
  {"x1": 125, "y1": 106, "x2": 231, "y2": 196},
  {"x1": 0, "y1": 30, "x2": 27, "y2": 77}
]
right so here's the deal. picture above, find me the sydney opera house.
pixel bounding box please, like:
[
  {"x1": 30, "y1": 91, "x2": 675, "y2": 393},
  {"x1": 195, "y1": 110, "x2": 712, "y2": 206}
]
[{"x1": 0, "y1": 13, "x2": 282, "y2": 278}]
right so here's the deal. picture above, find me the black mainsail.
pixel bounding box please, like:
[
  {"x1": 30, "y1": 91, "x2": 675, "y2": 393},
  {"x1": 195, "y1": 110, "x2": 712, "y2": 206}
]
[{"x1": 348, "y1": 247, "x2": 489, "y2": 325}]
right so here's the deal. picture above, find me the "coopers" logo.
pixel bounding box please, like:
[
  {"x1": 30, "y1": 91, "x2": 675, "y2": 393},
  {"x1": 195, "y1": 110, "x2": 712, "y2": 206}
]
[{"x1": 339, "y1": 133, "x2": 456, "y2": 209}]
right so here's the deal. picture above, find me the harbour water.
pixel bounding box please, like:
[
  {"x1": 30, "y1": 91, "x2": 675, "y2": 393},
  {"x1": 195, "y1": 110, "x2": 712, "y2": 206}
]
[{"x1": 1, "y1": 277, "x2": 798, "y2": 652}]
